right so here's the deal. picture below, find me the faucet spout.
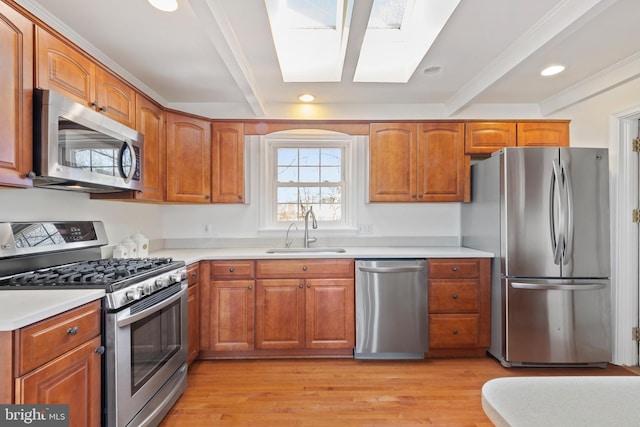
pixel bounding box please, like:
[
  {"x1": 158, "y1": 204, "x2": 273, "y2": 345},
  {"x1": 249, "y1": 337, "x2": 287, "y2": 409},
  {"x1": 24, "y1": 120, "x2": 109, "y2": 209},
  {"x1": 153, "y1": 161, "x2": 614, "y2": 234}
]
[
  {"x1": 285, "y1": 223, "x2": 298, "y2": 248},
  {"x1": 303, "y1": 206, "x2": 318, "y2": 248}
]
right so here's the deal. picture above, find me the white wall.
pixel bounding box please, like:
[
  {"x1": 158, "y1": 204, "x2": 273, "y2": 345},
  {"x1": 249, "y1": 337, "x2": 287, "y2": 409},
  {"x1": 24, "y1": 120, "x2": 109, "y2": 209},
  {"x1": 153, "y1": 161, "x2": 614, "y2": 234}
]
[{"x1": 0, "y1": 188, "x2": 164, "y2": 252}]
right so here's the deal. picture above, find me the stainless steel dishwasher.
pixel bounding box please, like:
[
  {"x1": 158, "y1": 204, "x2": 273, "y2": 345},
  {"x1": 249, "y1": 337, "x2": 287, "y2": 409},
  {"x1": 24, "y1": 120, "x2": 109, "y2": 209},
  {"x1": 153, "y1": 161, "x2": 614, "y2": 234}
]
[{"x1": 355, "y1": 259, "x2": 428, "y2": 359}]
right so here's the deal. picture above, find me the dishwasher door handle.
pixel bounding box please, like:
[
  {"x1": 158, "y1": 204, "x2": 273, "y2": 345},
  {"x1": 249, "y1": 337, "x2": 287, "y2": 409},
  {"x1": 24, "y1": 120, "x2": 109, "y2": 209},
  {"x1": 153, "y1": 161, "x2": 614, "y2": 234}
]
[{"x1": 358, "y1": 265, "x2": 424, "y2": 274}]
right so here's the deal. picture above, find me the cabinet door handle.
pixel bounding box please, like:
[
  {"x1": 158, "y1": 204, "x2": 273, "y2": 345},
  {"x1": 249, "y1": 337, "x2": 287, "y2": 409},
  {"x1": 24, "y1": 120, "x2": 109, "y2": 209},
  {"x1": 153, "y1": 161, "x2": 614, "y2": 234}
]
[
  {"x1": 299, "y1": 283, "x2": 304, "y2": 288},
  {"x1": 452, "y1": 266, "x2": 458, "y2": 272},
  {"x1": 302, "y1": 266, "x2": 308, "y2": 271},
  {"x1": 307, "y1": 283, "x2": 311, "y2": 288},
  {"x1": 452, "y1": 329, "x2": 458, "y2": 335},
  {"x1": 67, "y1": 326, "x2": 79, "y2": 336},
  {"x1": 229, "y1": 267, "x2": 235, "y2": 273},
  {"x1": 452, "y1": 293, "x2": 458, "y2": 299},
  {"x1": 95, "y1": 346, "x2": 105, "y2": 355},
  {"x1": 411, "y1": 194, "x2": 417, "y2": 198},
  {"x1": 248, "y1": 285, "x2": 252, "y2": 290},
  {"x1": 191, "y1": 271, "x2": 197, "y2": 278}
]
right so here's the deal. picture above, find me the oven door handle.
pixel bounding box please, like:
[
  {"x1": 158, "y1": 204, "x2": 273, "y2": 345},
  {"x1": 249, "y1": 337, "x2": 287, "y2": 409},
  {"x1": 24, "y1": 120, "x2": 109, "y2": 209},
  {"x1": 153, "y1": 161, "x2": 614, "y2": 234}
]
[{"x1": 117, "y1": 285, "x2": 186, "y2": 328}]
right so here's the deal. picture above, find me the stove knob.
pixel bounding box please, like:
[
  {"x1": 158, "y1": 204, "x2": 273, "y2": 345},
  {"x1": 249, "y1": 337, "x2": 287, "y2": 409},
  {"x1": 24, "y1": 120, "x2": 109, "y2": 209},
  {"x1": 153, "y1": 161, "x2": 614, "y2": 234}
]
[
  {"x1": 144, "y1": 283, "x2": 155, "y2": 295},
  {"x1": 155, "y1": 277, "x2": 169, "y2": 288},
  {"x1": 169, "y1": 273, "x2": 182, "y2": 284},
  {"x1": 126, "y1": 287, "x2": 142, "y2": 301}
]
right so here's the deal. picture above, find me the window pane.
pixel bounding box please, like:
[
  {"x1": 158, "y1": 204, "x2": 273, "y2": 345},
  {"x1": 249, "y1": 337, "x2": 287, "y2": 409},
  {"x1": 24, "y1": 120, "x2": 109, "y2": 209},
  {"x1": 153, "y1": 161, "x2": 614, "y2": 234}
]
[
  {"x1": 278, "y1": 148, "x2": 298, "y2": 165},
  {"x1": 317, "y1": 204, "x2": 341, "y2": 221},
  {"x1": 320, "y1": 149, "x2": 341, "y2": 166},
  {"x1": 277, "y1": 166, "x2": 298, "y2": 182},
  {"x1": 299, "y1": 149, "x2": 319, "y2": 166},
  {"x1": 299, "y1": 187, "x2": 320, "y2": 204},
  {"x1": 277, "y1": 187, "x2": 298, "y2": 203},
  {"x1": 299, "y1": 166, "x2": 320, "y2": 182},
  {"x1": 277, "y1": 203, "x2": 300, "y2": 221},
  {"x1": 321, "y1": 187, "x2": 341, "y2": 203},
  {"x1": 320, "y1": 166, "x2": 341, "y2": 182}
]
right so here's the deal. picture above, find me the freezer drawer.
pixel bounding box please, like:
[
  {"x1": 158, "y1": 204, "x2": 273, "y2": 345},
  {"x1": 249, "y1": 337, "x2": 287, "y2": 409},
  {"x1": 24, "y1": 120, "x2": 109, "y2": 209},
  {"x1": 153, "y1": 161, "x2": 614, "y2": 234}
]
[
  {"x1": 355, "y1": 260, "x2": 428, "y2": 359},
  {"x1": 504, "y1": 278, "x2": 611, "y2": 365}
]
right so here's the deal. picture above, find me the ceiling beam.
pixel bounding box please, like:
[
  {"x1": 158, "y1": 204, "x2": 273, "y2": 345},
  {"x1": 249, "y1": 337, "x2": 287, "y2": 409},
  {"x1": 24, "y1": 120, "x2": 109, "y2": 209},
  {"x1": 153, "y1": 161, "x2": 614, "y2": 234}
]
[
  {"x1": 443, "y1": 0, "x2": 620, "y2": 117},
  {"x1": 189, "y1": 0, "x2": 266, "y2": 117},
  {"x1": 540, "y1": 52, "x2": 640, "y2": 115}
]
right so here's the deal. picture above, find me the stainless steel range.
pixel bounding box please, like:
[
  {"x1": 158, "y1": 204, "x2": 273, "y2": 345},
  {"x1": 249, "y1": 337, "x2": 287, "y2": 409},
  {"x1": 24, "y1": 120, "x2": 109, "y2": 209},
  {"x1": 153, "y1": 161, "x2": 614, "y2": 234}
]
[{"x1": 0, "y1": 221, "x2": 188, "y2": 427}]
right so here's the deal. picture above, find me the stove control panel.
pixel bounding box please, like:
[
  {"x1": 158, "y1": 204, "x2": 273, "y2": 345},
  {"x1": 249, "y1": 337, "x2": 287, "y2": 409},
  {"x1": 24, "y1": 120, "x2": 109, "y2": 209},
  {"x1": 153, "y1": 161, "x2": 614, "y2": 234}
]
[{"x1": 106, "y1": 267, "x2": 187, "y2": 310}]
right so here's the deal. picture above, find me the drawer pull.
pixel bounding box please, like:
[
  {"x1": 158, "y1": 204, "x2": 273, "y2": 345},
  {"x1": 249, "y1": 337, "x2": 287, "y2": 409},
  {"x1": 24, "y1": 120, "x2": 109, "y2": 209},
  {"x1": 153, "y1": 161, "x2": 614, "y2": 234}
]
[
  {"x1": 191, "y1": 271, "x2": 197, "y2": 278},
  {"x1": 452, "y1": 293, "x2": 458, "y2": 299},
  {"x1": 95, "y1": 346, "x2": 105, "y2": 355},
  {"x1": 452, "y1": 329, "x2": 458, "y2": 335},
  {"x1": 248, "y1": 285, "x2": 252, "y2": 290},
  {"x1": 67, "y1": 326, "x2": 79, "y2": 336},
  {"x1": 302, "y1": 266, "x2": 308, "y2": 271},
  {"x1": 229, "y1": 267, "x2": 235, "y2": 273},
  {"x1": 452, "y1": 266, "x2": 458, "y2": 272}
]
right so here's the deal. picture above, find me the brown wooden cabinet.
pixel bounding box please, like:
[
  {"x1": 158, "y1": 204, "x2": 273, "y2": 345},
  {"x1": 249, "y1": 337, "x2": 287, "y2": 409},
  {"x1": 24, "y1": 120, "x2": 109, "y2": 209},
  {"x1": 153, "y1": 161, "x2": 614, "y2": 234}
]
[
  {"x1": 255, "y1": 259, "x2": 354, "y2": 352},
  {"x1": 465, "y1": 121, "x2": 570, "y2": 155},
  {"x1": 0, "y1": 1, "x2": 33, "y2": 188},
  {"x1": 211, "y1": 122, "x2": 245, "y2": 203},
  {"x1": 187, "y1": 262, "x2": 200, "y2": 364},
  {"x1": 427, "y1": 258, "x2": 491, "y2": 357},
  {"x1": 369, "y1": 122, "x2": 466, "y2": 202},
  {"x1": 200, "y1": 260, "x2": 256, "y2": 354},
  {"x1": 134, "y1": 94, "x2": 166, "y2": 201},
  {"x1": 166, "y1": 112, "x2": 212, "y2": 203},
  {"x1": 35, "y1": 27, "x2": 136, "y2": 128},
  {"x1": 0, "y1": 300, "x2": 103, "y2": 427}
]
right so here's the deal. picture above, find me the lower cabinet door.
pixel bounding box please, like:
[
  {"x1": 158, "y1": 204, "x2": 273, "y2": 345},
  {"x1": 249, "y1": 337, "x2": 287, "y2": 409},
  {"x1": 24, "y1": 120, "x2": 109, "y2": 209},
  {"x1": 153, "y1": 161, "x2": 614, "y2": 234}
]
[
  {"x1": 305, "y1": 278, "x2": 354, "y2": 349},
  {"x1": 429, "y1": 314, "x2": 481, "y2": 348},
  {"x1": 255, "y1": 279, "x2": 305, "y2": 349},
  {"x1": 15, "y1": 336, "x2": 102, "y2": 427},
  {"x1": 209, "y1": 280, "x2": 255, "y2": 351}
]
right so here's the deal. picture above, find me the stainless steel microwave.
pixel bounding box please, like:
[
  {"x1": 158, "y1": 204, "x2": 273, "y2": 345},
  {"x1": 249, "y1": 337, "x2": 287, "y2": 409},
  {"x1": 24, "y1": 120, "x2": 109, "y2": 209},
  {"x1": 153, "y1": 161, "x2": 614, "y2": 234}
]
[{"x1": 32, "y1": 89, "x2": 144, "y2": 193}]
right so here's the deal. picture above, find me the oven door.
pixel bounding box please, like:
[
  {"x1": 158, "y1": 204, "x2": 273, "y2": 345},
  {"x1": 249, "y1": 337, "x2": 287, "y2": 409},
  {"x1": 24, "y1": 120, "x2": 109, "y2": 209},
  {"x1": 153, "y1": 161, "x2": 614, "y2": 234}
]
[{"x1": 105, "y1": 283, "x2": 188, "y2": 427}]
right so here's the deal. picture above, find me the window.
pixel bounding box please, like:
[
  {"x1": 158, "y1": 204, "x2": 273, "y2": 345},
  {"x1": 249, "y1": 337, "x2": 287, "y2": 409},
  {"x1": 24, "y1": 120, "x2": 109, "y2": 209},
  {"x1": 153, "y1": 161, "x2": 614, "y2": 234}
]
[{"x1": 260, "y1": 130, "x2": 357, "y2": 231}]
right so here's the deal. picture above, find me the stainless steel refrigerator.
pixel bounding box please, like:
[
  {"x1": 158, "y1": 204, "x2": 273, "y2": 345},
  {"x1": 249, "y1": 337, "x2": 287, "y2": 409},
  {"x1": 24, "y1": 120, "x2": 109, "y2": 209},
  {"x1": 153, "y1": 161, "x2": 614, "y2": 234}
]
[{"x1": 462, "y1": 147, "x2": 611, "y2": 367}]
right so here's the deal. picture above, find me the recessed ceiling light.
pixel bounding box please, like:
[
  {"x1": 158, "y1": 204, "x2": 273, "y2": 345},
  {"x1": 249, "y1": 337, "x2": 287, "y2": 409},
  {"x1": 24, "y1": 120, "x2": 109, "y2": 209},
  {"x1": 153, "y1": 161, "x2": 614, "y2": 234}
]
[
  {"x1": 148, "y1": 0, "x2": 178, "y2": 12},
  {"x1": 541, "y1": 65, "x2": 565, "y2": 76},
  {"x1": 423, "y1": 66, "x2": 442, "y2": 75},
  {"x1": 298, "y1": 94, "x2": 315, "y2": 102}
]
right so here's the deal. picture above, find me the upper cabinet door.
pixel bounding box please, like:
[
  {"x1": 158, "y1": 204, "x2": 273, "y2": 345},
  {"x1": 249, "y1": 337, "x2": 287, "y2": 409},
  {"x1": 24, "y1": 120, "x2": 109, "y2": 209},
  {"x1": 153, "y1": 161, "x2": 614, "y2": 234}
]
[
  {"x1": 95, "y1": 67, "x2": 136, "y2": 128},
  {"x1": 465, "y1": 122, "x2": 516, "y2": 155},
  {"x1": 517, "y1": 121, "x2": 570, "y2": 147},
  {"x1": 418, "y1": 122, "x2": 465, "y2": 202},
  {"x1": 36, "y1": 26, "x2": 94, "y2": 106},
  {"x1": 135, "y1": 94, "x2": 166, "y2": 201},
  {"x1": 0, "y1": 2, "x2": 33, "y2": 188},
  {"x1": 166, "y1": 112, "x2": 211, "y2": 203},
  {"x1": 211, "y1": 122, "x2": 245, "y2": 203},
  {"x1": 369, "y1": 123, "x2": 417, "y2": 202}
]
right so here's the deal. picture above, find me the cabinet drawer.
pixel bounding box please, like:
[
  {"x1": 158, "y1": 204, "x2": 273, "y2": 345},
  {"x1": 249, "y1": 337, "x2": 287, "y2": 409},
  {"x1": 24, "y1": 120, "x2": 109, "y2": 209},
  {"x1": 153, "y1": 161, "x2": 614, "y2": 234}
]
[
  {"x1": 428, "y1": 259, "x2": 481, "y2": 278},
  {"x1": 429, "y1": 280, "x2": 479, "y2": 313},
  {"x1": 210, "y1": 260, "x2": 255, "y2": 280},
  {"x1": 256, "y1": 259, "x2": 354, "y2": 279},
  {"x1": 187, "y1": 263, "x2": 199, "y2": 286},
  {"x1": 429, "y1": 314, "x2": 480, "y2": 348},
  {"x1": 16, "y1": 300, "x2": 101, "y2": 375}
]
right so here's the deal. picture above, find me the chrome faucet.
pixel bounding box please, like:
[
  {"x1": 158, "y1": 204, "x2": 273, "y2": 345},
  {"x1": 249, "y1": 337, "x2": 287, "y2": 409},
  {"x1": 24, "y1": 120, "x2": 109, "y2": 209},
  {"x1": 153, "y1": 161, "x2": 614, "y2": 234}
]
[
  {"x1": 285, "y1": 223, "x2": 298, "y2": 248},
  {"x1": 303, "y1": 206, "x2": 318, "y2": 248}
]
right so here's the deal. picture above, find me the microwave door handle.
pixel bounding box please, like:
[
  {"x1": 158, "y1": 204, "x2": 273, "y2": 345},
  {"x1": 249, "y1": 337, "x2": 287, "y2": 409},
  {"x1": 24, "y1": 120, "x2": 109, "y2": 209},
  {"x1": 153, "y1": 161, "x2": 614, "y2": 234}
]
[{"x1": 121, "y1": 139, "x2": 136, "y2": 183}]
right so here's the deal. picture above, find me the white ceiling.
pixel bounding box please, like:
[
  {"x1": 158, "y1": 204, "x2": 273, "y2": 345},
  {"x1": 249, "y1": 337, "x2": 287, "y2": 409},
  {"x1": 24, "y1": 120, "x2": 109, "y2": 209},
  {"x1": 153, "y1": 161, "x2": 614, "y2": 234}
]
[{"x1": 16, "y1": 0, "x2": 640, "y2": 119}]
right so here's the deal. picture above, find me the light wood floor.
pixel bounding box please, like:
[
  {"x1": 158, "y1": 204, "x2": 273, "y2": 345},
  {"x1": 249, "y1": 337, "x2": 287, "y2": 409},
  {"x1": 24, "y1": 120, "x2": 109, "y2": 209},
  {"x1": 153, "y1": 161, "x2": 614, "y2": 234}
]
[{"x1": 160, "y1": 356, "x2": 635, "y2": 427}]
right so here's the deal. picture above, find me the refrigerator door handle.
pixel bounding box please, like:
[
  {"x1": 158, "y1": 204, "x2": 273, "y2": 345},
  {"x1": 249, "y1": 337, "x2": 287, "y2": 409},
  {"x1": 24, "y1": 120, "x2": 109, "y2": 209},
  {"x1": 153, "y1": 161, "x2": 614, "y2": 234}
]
[
  {"x1": 561, "y1": 159, "x2": 574, "y2": 265},
  {"x1": 549, "y1": 159, "x2": 564, "y2": 265},
  {"x1": 510, "y1": 282, "x2": 607, "y2": 291}
]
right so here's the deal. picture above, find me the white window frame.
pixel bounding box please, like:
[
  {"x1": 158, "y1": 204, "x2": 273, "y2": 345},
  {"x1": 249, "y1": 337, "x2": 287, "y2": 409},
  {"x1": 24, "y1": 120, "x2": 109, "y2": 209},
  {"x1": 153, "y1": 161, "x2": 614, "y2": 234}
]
[{"x1": 259, "y1": 130, "x2": 357, "y2": 232}]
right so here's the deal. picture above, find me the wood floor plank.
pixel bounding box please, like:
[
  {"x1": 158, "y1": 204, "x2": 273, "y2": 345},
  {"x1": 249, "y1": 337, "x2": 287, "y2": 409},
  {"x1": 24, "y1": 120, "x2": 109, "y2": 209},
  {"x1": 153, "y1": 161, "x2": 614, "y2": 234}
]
[{"x1": 160, "y1": 357, "x2": 635, "y2": 426}]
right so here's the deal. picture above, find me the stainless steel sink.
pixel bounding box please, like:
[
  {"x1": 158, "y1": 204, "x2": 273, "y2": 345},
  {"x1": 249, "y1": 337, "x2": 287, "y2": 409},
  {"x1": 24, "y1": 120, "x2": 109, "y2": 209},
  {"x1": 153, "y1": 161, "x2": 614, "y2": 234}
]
[{"x1": 265, "y1": 247, "x2": 346, "y2": 254}]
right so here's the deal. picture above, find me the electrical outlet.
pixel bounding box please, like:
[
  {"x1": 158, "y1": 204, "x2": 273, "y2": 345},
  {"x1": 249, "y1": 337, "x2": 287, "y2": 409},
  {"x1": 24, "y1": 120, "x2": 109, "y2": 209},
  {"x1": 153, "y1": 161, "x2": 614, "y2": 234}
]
[{"x1": 358, "y1": 224, "x2": 373, "y2": 234}]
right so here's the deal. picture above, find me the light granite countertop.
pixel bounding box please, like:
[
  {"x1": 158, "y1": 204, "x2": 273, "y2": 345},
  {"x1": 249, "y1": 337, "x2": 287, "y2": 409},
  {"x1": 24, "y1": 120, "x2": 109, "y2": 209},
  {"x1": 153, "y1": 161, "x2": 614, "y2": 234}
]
[
  {"x1": 149, "y1": 246, "x2": 494, "y2": 265},
  {"x1": 0, "y1": 289, "x2": 105, "y2": 331},
  {"x1": 0, "y1": 246, "x2": 492, "y2": 332}
]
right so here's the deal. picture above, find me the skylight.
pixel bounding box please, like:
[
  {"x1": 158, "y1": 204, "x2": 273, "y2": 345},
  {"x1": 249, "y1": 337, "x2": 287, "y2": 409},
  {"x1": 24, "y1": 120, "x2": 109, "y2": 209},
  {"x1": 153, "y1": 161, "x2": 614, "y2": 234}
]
[
  {"x1": 354, "y1": 0, "x2": 461, "y2": 83},
  {"x1": 265, "y1": 0, "x2": 353, "y2": 82},
  {"x1": 265, "y1": 0, "x2": 460, "y2": 85}
]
